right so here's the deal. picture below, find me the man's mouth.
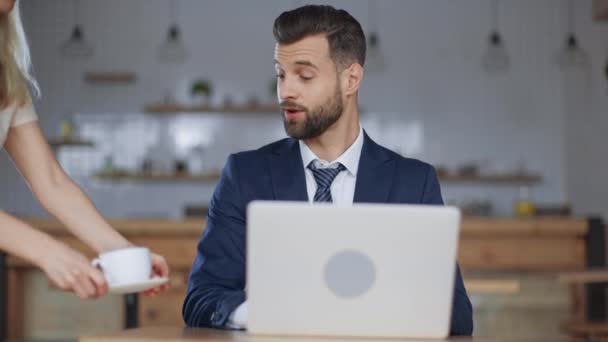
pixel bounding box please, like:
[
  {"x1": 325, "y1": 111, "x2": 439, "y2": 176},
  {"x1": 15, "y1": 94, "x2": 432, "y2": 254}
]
[{"x1": 282, "y1": 107, "x2": 306, "y2": 119}]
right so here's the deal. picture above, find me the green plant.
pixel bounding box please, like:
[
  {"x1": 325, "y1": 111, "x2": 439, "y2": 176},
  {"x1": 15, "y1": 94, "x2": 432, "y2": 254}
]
[{"x1": 191, "y1": 79, "x2": 213, "y2": 97}]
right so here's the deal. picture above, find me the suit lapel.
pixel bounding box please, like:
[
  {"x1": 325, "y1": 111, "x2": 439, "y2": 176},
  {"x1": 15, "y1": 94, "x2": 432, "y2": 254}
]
[
  {"x1": 268, "y1": 132, "x2": 394, "y2": 204},
  {"x1": 353, "y1": 132, "x2": 395, "y2": 203},
  {"x1": 269, "y1": 139, "x2": 309, "y2": 202}
]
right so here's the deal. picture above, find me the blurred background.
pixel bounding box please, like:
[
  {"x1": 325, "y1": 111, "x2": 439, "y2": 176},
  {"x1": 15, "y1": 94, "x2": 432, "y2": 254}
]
[{"x1": 1, "y1": 0, "x2": 607, "y2": 341}]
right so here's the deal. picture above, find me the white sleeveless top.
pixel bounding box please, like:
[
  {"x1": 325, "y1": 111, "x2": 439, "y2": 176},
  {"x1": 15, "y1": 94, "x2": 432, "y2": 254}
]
[{"x1": 0, "y1": 101, "x2": 38, "y2": 147}]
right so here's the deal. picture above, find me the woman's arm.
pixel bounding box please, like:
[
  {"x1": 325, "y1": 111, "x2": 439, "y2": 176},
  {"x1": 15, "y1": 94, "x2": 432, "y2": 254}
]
[
  {"x1": 4, "y1": 122, "x2": 130, "y2": 253},
  {"x1": 0, "y1": 211, "x2": 107, "y2": 299},
  {"x1": 4, "y1": 121, "x2": 170, "y2": 294}
]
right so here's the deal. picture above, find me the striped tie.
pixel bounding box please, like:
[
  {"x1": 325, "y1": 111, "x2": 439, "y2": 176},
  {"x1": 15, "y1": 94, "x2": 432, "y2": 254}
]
[{"x1": 308, "y1": 162, "x2": 346, "y2": 203}]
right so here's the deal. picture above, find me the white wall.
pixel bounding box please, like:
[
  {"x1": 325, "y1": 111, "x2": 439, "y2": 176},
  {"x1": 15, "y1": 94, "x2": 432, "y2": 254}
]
[
  {"x1": 1, "y1": 0, "x2": 606, "y2": 218},
  {"x1": 562, "y1": 1, "x2": 608, "y2": 219}
]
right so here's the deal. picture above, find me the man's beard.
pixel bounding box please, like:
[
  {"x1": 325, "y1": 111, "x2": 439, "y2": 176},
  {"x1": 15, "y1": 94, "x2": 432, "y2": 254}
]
[{"x1": 281, "y1": 84, "x2": 344, "y2": 140}]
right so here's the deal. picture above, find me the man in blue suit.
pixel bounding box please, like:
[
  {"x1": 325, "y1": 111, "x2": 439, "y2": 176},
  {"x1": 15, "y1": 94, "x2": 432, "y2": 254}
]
[{"x1": 183, "y1": 5, "x2": 473, "y2": 336}]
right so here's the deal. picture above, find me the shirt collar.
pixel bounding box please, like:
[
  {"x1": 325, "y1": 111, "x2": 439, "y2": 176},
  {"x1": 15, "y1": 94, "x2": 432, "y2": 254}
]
[{"x1": 299, "y1": 125, "x2": 364, "y2": 176}]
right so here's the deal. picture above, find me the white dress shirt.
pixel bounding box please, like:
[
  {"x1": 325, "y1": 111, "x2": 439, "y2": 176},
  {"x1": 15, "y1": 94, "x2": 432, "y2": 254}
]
[
  {"x1": 227, "y1": 126, "x2": 364, "y2": 329},
  {"x1": 300, "y1": 126, "x2": 363, "y2": 205}
]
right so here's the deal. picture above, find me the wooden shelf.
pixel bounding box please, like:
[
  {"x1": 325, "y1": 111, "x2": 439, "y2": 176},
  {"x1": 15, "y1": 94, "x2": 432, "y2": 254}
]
[
  {"x1": 95, "y1": 171, "x2": 221, "y2": 182},
  {"x1": 95, "y1": 170, "x2": 539, "y2": 185},
  {"x1": 84, "y1": 71, "x2": 136, "y2": 83},
  {"x1": 559, "y1": 269, "x2": 608, "y2": 284},
  {"x1": 48, "y1": 138, "x2": 95, "y2": 148},
  {"x1": 144, "y1": 103, "x2": 279, "y2": 114},
  {"x1": 438, "y1": 174, "x2": 542, "y2": 185},
  {"x1": 464, "y1": 278, "x2": 521, "y2": 294}
]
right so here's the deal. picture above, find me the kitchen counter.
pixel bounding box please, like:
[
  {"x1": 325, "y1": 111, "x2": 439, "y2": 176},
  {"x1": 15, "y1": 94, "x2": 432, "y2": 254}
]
[{"x1": 9, "y1": 216, "x2": 588, "y2": 271}]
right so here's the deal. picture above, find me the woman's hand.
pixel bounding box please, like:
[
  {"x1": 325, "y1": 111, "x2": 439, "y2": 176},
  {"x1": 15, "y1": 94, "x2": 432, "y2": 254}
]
[
  {"x1": 37, "y1": 239, "x2": 108, "y2": 299},
  {"x1": 142, "y1": 252, "x2": 171, "y2": 296}
]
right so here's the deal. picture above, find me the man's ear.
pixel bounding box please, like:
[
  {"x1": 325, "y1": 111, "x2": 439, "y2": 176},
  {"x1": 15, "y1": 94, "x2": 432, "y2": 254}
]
[{"x1": 341, "y1": 63, "x2": 364, "y2": 96}]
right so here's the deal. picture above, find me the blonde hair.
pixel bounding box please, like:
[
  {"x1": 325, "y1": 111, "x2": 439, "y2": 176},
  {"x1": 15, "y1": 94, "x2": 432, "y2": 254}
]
[{"x1": 0, "y1": 1, "x2": 39, "y2": 109}]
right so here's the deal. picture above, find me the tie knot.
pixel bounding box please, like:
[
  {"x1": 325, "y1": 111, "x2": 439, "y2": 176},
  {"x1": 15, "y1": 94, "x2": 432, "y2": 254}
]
[{"x1": 307, "y1": 162, "x2": 346, "y2": 190}]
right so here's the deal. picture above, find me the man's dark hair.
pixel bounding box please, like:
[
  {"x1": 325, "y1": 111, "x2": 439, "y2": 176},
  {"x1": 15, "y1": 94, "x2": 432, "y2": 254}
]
[{"x1": 273, "y1": 5, "x2": 366, "y2": 69}]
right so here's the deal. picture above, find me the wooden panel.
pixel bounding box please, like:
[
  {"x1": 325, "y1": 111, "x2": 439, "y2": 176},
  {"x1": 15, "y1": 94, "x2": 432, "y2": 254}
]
[
  {"x1": 139, "y1": 292, "x2": 187, "y2": 327},
  {"x1": 128, "y1": 238, "x2": 199, "y2": 269},
  {"x1": 570, "y1": 284, "x2": 586, "y2": 322},
  {"x1": 23, "y1": 271, "x2": 123, "y2": 339},
  {"x1": 461, "y1": 218, "x2": 587, "y2": 237},
  {"x1": 459, "y1": 237, "x2": 586, "y2": 271},
  {"x1": 7, "y1": 268, "x2": 25, "y2": 339},
  {"x1": 138, "y1": 269, "x2": 189, "y2": 327},
  {"x1": 471, "y1": 274, "x2": 570, "y2": 340}
]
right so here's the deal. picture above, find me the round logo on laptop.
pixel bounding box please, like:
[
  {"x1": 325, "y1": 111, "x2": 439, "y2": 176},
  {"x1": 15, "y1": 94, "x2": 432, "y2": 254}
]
[{"x1": 324, "y1": 249, "x2": 376, "y2": 298}]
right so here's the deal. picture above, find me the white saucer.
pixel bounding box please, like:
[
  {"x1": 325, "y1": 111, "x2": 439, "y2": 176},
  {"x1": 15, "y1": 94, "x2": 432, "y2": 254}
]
[{"x1": 109, "y1": 277, "x2": 169, "y2": 294}]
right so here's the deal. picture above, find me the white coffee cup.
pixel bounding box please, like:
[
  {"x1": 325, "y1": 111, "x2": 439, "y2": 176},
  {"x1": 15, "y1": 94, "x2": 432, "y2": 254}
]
[{"x1": 92, "y1": 247, "x2": 152, "y2": 286}]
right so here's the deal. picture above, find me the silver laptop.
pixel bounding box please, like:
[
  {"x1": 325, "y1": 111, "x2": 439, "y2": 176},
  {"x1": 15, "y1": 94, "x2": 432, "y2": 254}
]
[{"x1": 246, "y1": 201, "x2": 461, "y2": 339}]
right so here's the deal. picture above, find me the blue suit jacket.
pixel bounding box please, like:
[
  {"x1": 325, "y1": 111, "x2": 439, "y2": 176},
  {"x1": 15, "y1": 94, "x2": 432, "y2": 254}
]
[{"x1": 183, "y1": 132, "x2": 473, "y2": 336}]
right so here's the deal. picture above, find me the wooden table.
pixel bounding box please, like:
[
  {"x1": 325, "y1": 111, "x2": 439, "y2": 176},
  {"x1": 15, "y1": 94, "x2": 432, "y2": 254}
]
[{"x1": 79, "y1": 327, "x2": 491, "y2": 342}]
